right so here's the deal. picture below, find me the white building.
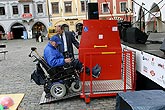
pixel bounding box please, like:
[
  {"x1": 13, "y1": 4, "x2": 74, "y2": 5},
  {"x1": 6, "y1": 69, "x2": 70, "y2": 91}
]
[
  {"x1": 133, "y1": 0, "x2": 165, "y2": 32},
  {"x1": 0, "y1": 0, "x2": 49, "y2": 40}
]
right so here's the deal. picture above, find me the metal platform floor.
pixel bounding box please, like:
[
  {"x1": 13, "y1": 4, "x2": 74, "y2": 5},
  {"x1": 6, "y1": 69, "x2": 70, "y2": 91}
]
[
  {"x1": 40, "y1": 80, "x2": 133, "y2": 104},
  {"x1": 82, "y1": 80, "x2": 132, "y2": 95}
]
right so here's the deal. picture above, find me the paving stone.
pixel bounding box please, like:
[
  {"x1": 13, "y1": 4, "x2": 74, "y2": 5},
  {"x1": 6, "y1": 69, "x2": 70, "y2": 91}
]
[{"x1": 0, "y1": 38, "x2": 116, "y2": 110}]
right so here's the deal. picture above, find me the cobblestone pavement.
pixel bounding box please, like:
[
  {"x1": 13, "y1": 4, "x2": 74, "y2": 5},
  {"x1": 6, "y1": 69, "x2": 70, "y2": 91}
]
[{"x1": 0, "y1": 38, "x2": 116, "y2": 110}]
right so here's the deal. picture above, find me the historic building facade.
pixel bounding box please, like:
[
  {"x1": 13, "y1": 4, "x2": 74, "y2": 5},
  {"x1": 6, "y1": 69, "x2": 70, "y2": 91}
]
[
  {"x1": 0, "y1": 0, "x2": 97, "y2": 40},
  {"x1": 48, "y1": 0, "x2": 133, "y2": 36},
  {"x1": 98, "y1": 0, "x2": 133, "y2": 21},
  {"x1": 48, "y1": 0, "x2": 97, "y2": 35},
  {"x1": 0, "y1": 0, "x2": 133, "y2": 40},
  {"x1": 1, "y1": 0, "x2": 163, "y2": 40},
  {"x1": 0, "y1": 0, "x2": 49, "y2": 39}
]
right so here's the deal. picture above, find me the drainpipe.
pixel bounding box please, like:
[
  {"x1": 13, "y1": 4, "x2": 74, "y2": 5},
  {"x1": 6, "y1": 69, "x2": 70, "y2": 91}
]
[
  {"x1": 47, "y1": 0, "x2": 50, "y2": 24},
  {"x1": 85, "y1": 0, "x2": 87, "y2": 19}
]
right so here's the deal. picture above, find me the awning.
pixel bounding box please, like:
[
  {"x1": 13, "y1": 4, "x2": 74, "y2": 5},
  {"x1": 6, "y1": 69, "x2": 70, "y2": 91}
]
[{"x1": 12, "y1": 25, "x2": 24, "y2": 28}]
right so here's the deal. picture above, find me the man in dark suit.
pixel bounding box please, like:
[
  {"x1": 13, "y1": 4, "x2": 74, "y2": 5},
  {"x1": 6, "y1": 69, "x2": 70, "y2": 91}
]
[{"x1": 55, "y1": 25, "x2": 79, "y2": 58}]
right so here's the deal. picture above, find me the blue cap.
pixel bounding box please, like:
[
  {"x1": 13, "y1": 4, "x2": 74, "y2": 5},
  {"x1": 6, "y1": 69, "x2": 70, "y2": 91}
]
[{"x1": 50, "y1": 36, "x2": 62, "y2": 45}]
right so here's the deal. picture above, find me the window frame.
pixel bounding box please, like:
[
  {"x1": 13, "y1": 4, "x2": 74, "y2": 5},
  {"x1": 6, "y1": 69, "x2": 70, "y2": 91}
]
[
  {"x1": 37, "y1": 4, "x2": 43, "y2": 13},
  {"x1": 0, "y1": 7, "x2": 5, "y2": 15},
  {"x1": 80, "y1": 1, "x2": 86, "y2": 12},
  {"x1": 64, "y1": 1, "x2": 72, "y2": 13},
  {"x1": 101, "y1": 2, "x2": 110, "y2": 13},
  {"x1": 24, "y1": 4, "x2": 30, "y2": 13},
  {"x1": 120, "y1": 2, "x2": 127, "y2": 13},
  {"x1": 51, "y1": 2, "x2": 59, "y2": 14},
  {"x1": 12, "y1": 5, "x2": 19, "y2": 15}
]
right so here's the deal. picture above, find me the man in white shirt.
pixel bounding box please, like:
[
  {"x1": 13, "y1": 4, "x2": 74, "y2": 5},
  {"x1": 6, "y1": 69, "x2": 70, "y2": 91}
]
[{"x1": 55, "y1": 25, "x2": 79, "y2": 58}]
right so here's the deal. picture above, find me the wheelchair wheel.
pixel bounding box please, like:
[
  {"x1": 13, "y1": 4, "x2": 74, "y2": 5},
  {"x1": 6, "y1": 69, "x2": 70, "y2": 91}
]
[
  {"x1": 50, "y1": 83, "x2": 66, "y2": 98},
  {"x1": 71, "y1": 81, "x2": 82, "y2": 92}
]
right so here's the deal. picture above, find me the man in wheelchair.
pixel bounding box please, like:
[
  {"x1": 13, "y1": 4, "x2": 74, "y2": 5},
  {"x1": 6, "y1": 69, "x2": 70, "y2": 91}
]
[{"x1": 43, "y1": 36, "x2": 101, "y2": 98}]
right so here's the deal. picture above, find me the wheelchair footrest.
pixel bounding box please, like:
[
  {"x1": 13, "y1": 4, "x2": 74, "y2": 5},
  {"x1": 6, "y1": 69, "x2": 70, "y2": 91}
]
[{"x1": 39, "y1": 90, "x2": 80, "y2": 104}]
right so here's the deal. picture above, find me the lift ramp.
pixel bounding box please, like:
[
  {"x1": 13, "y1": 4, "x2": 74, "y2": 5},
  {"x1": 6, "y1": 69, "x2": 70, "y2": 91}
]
[
  {"x1": 40, "y1": 20, "x2": 136, "y2": 104},
  {"x1": 79, "y1": 20, "x2": 136, "y2": 103}
]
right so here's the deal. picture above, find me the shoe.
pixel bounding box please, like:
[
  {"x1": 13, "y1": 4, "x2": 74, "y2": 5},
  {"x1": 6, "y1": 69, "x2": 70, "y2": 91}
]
[
  {"x1": 92, "y1": 68, "x2": 101, "y2": 78},
  {"x1": 92, "y1": 64, "x2": 99, "y2": 70},
  {"x1": 85, "y1": 67, "x2": 90, "y2": 75},
  {"x1": 92, "y1": 64, "x2": 101, "y2": 78}
]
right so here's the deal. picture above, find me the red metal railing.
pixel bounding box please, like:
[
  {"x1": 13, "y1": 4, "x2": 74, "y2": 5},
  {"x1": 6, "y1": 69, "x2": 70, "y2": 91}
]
[{"x1": 80, "y1": 49, "x2": 136, "y2": 103}]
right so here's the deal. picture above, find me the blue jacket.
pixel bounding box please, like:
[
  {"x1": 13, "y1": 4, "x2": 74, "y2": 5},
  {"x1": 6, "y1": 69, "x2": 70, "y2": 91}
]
[{"x1": 43, "y1": 42, "x2": 65, "y2": 67}]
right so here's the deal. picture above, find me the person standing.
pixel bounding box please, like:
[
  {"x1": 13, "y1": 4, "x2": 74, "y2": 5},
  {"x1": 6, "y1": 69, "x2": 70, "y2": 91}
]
[
  {"x1": 75, "y1": 29, "x2": 79, "y2": 39},
  {"x1": 55, "y1": 25, "x2": 79, "y2": 58},
  {"x1": 38, "y1": 33, "x2": 43, "y2": 42},
  {"x1": 35, "y1": 32, "x2": 39, "y2": 42}
]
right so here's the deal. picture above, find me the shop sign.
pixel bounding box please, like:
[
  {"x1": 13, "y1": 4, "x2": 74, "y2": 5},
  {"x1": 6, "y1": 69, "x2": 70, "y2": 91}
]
[
  {"x1": 22, "y1": 13, "x2": 32, "y2": 18},
  {"x1": 65, "y1": 18, "x2": 78, "y2": 21}
]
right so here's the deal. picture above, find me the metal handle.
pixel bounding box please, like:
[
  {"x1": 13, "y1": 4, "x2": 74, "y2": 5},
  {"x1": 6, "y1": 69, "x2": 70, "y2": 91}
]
[
  {"x1": 94, "y1": 45, "x2": 107, "y2": 48},
  {"x1": 101, "y1": 52, "x2": 116, "y2": 54}
]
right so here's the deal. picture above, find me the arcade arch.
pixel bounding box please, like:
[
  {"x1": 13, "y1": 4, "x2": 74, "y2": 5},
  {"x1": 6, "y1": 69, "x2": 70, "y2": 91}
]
[
  {"x1": 147, "y1": 3, "x2": 162, "y2": 32},
  {"x1": 0, "y1": 25, "x2": 5, "y2": 39},
  {"x1": 11, "y1": 23, "x2": 26, "y2": 39},
  {"x1": 32, "y1": 22, "x2": 47, "y2": 38}
]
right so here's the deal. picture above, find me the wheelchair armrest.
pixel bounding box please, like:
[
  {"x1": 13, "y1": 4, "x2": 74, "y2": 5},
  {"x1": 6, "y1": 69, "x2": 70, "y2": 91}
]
[
  {"x1": 47, "y1": 66, "x2": 64, "y2": 76},
  {"x1": 38, "y1": 58, "x2": 51, "y2": 71},
  {"x1": 63, "y1": 66, "x2": 75, "y2": 75},
  {"x1": 47, "y1": 66, "x2": 75, "y2": 77}
]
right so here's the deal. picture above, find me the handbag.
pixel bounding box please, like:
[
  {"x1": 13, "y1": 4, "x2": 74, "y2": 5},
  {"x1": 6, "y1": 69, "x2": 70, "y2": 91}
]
[{"x1": 31, "y1": 63, "x2": 46, "y2": 85}]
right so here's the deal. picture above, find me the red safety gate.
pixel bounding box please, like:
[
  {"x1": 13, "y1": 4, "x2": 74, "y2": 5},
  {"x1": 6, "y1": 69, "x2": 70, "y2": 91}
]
[{"x1": 79, "y1": 20, "x2": 136, "y2": 103}]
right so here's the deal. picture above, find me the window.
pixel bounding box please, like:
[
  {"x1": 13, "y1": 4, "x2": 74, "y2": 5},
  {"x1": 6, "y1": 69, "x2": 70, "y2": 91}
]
[
  {"x1": 52, "y1": 2, "x2": 59, "y2": 14},
  {"x1": 37, "y1": 4, "x2": 43, "y2": 13},
  {"x1": 81, "y1": 1, "x2": 85, "y2": 12},
  {"x1": 120, "y1": 2, "x2": 127, "y2": 12},
  {"x1": 24, "y1": 5, "x2": 29, "y2": 13},
  {"x1": 64, "y1": 1, "x2": 72, "y2": 13},
  {"x1": 102, "y1": 3, "x2": 109, "y2": 13},
  {"x1": 12, "y1": 6, "x2": 18, "y2": 14},
  {"x1": 0, "y1": 7, "x2": 5, "y2": 15}
]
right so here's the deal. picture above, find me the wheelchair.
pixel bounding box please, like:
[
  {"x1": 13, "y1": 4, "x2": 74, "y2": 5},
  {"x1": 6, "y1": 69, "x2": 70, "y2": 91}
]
[{"x1": 29, "y1": 47, "x2": 82, "y2": 99}]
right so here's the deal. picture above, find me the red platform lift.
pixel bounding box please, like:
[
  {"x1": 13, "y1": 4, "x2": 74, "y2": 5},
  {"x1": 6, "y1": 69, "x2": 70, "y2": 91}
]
[{"x1": 79, "y1": 20, "x2": 136, "y2": 103}]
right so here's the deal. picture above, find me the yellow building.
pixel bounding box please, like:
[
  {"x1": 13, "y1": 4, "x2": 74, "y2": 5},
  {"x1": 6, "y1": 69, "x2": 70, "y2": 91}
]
[{"x1": 47, "y1": 0, "x2": 97, "y2": 35}]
